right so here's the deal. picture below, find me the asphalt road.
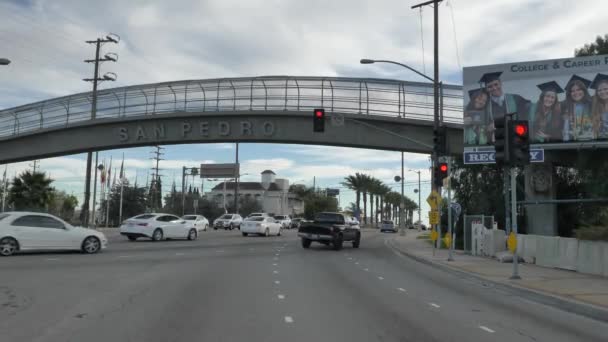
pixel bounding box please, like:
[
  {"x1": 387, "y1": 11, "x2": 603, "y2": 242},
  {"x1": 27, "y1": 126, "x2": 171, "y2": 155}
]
[{"x1": 0, "y1": 228, "x2": 606, "y2": 342}]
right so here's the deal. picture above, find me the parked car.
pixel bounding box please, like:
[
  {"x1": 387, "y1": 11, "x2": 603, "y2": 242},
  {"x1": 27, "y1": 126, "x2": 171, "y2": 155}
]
[
  {"x1": 213, "y1": 214, "x2": 243, "y2": 230},
  {"x1": 0, "y1": 211, "x2": 107, "y2": 256},
  {"x1": 380, "y1": 220, "x2": 397, "y2": 233},
  {"x1": 182, "y1": 215, "x2": 209, "y2": 232},
  {"x1": 274, "y1": 215, "x2": 291, "y2": 229},
  {"x1": 241, "y1": 216, "x2": 282, "y2": 237},
  {"x1": 247, "y1": 212, "x2": 269, "y2": 219},
  {"x1": 414, "y1": 221, "x2": 427, "y2": 230},
  {"x1": 290, "y1": 218, "x2": 304, "y2": 229},
  {"x1": 298, "y1": 212, "x2": 360, "y2": 250},
  {"x1": 120, "y1": 213, "x2": 197, "y2": 241}
]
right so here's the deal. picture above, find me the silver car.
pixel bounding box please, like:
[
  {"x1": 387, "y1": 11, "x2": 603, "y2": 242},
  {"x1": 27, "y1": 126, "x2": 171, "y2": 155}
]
[{"x1": 380, "y1": 220, "x2": 397, "y2": 233}]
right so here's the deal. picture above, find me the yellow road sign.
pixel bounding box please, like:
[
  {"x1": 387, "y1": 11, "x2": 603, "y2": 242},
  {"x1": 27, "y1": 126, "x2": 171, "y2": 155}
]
[
  {"x1": 429, "y1": 210, "x2": 440, "y2": 225},
  {"x1": 430, "y1": 229, "x2": 439, "y2": 242},
  {"x1": 443, "y1": 234, "x2": 452, "y2": 248},
  {"x1": 426, "y1": 190, "x2": 442, "y2": 210},
  {"x1": 507, "y1": 231, "x2": 517, "y2": 253}
]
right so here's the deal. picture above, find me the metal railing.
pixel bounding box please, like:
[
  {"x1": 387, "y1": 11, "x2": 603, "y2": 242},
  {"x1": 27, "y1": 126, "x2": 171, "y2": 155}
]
[{"x1": 0, "y1": 76, "x2": 463, "y2": 138}]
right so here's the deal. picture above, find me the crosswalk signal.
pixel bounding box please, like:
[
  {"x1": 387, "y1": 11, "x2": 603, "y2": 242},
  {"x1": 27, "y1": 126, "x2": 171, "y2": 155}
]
[
  {"x1": 433, "y1": 162, "x2": 448, "y2": 187},
  {"x1": 494, "y1": 116, "x2": 509, "y2": 165},
  {"x1": 433, "y1": 126, "x2": 447, "y2": 156},
  {"x1": 313, "y1": 108, "x2": 325, "y2": 132},
  {"x1": 508, "y1": 120, "x2": 530, "y2": 165}
]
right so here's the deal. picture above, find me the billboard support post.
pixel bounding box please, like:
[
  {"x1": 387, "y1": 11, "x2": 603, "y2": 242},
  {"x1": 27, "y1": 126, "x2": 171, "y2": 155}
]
[{"x1": 510, "y1": 166, "x2": 521, "y2": 280}]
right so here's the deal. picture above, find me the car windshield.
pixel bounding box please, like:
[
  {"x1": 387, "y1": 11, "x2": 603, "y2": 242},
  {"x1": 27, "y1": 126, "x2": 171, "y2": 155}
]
[
  {"x1": 182, "y1": 215, "x2": 197, "y2": 220},
  {"x1": 220, "y1": 214, "x2": 232, "y2": 219},
  {"x1": 382, "y1": 220, "x2": 393, "y2": 224},
  {"x1": 274, "y1": 215, "x2": 285, "y2": 219},
  {"x1": 134, "y1": 214, "x2": 155, "y2": 220},
  {"x1": 314, "y1": 213, "x2": 344, "y2": 224}
]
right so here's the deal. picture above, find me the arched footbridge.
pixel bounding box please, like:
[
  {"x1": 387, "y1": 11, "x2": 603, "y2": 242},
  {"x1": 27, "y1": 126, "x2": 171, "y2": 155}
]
[{"x1": 0, "y1": 76, "x2": 463, "y2": 163}]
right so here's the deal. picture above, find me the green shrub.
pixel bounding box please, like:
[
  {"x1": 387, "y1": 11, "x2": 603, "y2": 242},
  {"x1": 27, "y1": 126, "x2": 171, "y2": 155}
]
[{"x1": 575, "y1": 226, "x2": 608, "y2": 241}]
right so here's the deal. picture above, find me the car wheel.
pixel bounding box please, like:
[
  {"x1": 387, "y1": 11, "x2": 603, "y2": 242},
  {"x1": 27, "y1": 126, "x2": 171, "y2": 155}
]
[
  {"x1": 213, "y1": 227, "x2": 218, "y2": 230},
  {"x1": 301, "y1": 238, "x2": 311, "y2": 249},
  {"x1": 152, "y1": 228, "x2": 163, "y2": 241},
  {"x1": 242, "y1": 232, "x2": 248, "y2": 237},
  {"x1": 352, "y1": 233, "x2": 361, "y2": 248},
  {"x1": 333, "y1": 235, "x2": 343, "y2": 251},
  {"x1": 277, "y1": 229, "x2": 282, "y2": 236},
  {"x1": 204, "y1": 224, "x2": 208, "y2": 231},
  {"x1": 264, "y1": 228, "x2": 270, "y2": 237},
  {"x1": 82, "y1": 236, "x2": 101, "y2": 254},
  {"x1": 127, "y1": 236, "x2": 137, "y2": 241},
  {"x1": 187, "y1": 229, "x2": 197, "y2": 241},
  {"x1": 0, "y1": 237, "x2": 18, "y2": 256}
]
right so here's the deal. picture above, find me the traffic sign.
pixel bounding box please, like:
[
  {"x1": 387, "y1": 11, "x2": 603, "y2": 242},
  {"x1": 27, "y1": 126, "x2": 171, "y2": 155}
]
[
  {"x1": 426, "y1": 190, "x2": 442, "y2": 210},
  {"x1": 429, "y1": 210, "x2": 440, "y2": 225},
  {"x1": 507, "y1": 231, "x2": 517, "y2": 253},
  {"x1": 430, "y1": 229, "x2": 439, "y2": 242}
]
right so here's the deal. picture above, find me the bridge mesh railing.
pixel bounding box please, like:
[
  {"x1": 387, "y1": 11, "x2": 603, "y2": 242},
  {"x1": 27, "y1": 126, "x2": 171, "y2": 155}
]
[{"x1": 0, "y1": 76, "x2": 463, "y2": 138}]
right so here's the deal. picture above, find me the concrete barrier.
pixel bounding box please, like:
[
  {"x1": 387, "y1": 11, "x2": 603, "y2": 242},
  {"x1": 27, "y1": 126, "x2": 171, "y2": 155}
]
[
  {"x1": 519, "y1": 235, "x2": 537, "y2": 264},
  {"x1": 482, "y1": 229, "x2": 506, "y2": 257},
  {"x1": 535, "y1": 236, "x2": 559, "y2": 268},
  {"x1": 556, "y1": 237, "x2": 578, "y2": 271},
  {"x1": 577, "y1": 241, "x2": 605, "y2": 276},
  {"x1": 604, "y1": 243, "x2": 608, "y2": 277}
]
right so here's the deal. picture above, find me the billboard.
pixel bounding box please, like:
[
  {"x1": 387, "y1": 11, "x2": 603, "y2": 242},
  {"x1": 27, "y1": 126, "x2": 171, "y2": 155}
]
[
  {"x1": 463, "y1": 55, "x2": 608, "y2": 148},
  {"x1": 200, "y1": 163, "x2": 239, "y2": 178}
]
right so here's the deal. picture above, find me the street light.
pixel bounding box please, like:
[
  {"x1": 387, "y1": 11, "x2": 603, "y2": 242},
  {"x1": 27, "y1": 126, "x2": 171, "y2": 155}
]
[
  {"x1": 0, "y1": 58, "x2": 10, "y2": 65},
  {"x1": 360, "y1": 59, "x2": 434, "y2": 82},
  {"x1": 409, "y1": 169, "x2": 422, "y2": 231}
]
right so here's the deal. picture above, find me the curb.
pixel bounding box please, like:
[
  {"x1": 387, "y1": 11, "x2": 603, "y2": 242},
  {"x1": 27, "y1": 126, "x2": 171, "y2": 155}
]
[{"x1": 385, "y1": 237, "x2": 608, "y2": 324}]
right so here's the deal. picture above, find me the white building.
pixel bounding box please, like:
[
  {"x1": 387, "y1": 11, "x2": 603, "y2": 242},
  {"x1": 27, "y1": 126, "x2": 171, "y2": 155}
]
[{"x1": 206, "y1": 170, "x2": 304, "y2": 215}]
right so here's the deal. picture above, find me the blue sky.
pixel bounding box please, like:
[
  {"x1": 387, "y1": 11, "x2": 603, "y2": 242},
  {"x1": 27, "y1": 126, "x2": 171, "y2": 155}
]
[{"x1": 1, "y1": 0, "x2": 607, "y2": 221}]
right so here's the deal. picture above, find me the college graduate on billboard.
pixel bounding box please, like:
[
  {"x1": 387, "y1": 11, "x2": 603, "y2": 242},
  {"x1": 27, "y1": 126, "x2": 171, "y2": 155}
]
[
  {"x1": 590, "y1": 73, "x2": 608, "y2": 139},
  {"x1": 480, "y1": 72, "x2": 531, "y2": 143},
  {"x1": 529, "y1": 81, "x2": 564, "y2": 143},
  {"x1": 562, "y1": 75, "x2": 593, "y2": 141},
  {"x1": 464, "y1": 88, "x2": 490, "y2": 145}
]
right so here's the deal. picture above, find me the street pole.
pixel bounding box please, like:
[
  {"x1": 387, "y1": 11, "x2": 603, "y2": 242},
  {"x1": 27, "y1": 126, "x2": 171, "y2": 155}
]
[
  {"x1": 447, "y1": 157, "x2": 454, "y2": 261},
  {"x1": 234, "y1": 142, "x2": 239, "y2": 215},
  {"x1": 1, "y1": 165, "x2": 7, "y2": 212},
  {"x1": 418, "y1": 171, "x2": 422, "y2": 232},
  {"x1": 510, "y1": 167, "x2": 521, "y2": 279},
  {"x1": 118, "y1": 178, "x2": 124, "y2": 224},
  {"x1": 400, "y1": 151, "x2": 405, "y2": 236},
  {"x1": 181, "y1": 166, "x2": 186, "y2": 216},
  {"x1": 223, "y1": 178, "x2": 227, "y2": 213},
  {"x1": 91, "y1": 152, "x2": 99, "y2": 227},
  {"x1": 504, "y1": 166, "x2": 511, "y2": 235}
]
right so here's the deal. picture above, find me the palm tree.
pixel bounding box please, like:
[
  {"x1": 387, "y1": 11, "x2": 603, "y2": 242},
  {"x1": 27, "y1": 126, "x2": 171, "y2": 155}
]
[
  {"x1": 378, "y1": 184, "x2": 390, "y2": 221},
  {"x1": 367, "y1": 177, "x2": 380, "y2": 227},
  {"x1": 9, "y1": 171, "x2": 55, "y2": 211},
  {"x1": 341, "y1": 173, "x2": 366, "y2": 219},
  {"x1": 384, "y1": 191, "x2": 401, "y2": 222},
  {"x1": 360, "y1": 174, "x2": 374, "y2": 226}
]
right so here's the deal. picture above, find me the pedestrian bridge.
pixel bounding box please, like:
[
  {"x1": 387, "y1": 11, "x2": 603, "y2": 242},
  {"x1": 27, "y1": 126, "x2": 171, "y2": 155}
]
[{"x1": 0, "y1": 76, "x2": 463, "y2": 163}]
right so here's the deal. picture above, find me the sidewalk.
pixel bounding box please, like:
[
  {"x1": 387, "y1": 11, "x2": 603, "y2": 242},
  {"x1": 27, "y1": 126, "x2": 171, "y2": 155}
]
[{"x1": 387, "y1": 230, "x2": 608, "y2": 322}]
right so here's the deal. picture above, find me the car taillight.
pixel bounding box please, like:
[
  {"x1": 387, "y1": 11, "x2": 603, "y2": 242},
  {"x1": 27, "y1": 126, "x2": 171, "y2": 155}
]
[{"x1": 137, "y1": 223, "x2": 148, "y2": 226}]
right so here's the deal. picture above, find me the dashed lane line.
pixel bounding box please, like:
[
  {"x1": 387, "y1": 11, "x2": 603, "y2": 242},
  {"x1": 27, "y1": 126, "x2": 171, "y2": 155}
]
[
  {"x1": 277, "y1": 294, "x2": 286, "y2": 300},
  {"x1": 479, "y1": 326, "x2": 495, "y2": 333},
  {"x1": 397, "y1": 288, "x2": 407, "y2": 292},
  {"x1": 284, "y1": 316, "x2": 294, "y2": 323},
  {"x1": 378, "y1": 276, "x2": 384, "y2": 280},
  {"x1": 429, "y1": 303, "x2": 441, "y2": 308}
]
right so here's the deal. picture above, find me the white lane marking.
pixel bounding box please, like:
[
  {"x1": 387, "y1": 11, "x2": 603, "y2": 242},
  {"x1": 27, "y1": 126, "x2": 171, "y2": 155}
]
[
  {"x1": 348, "y1": 257, "x2": 353, "y2": 260},
  {"x1": 117, "y1": 255, "x2": 132, "y2": 258},
  {"x1": 277, "y1": 294, "x2": 285, "y2": 300},
  {"x1": 284, "y1": 316, "x2": 294, "y2": 323},
  {"x1": 275, "y1": 253, "x2": 280, "y2": 256},
  {"x1": 355, "y1": 262, "x2": 359, "y2": 265},
  {"x1": 273, "y1": 270, "x2": 279, "y2": 274},
  {"x1": 274, "y1": 280, "x2": 281, "y2": 285},
  {"x1": 479, "y1": 326, "x2": 495, "y2": 333},
  {"x1": 364, "y1": 268, "x2": 369, "y2": 272},
  {"x1": 429, "y1": 303, "x2": 440, "y2": 308},
  {"x1": 273, "y1": 263, "x2": 278, "y2": 266},
  {"x1": 45, "y1": 258, "x2": 60, "y2": 261},
  {"x1": 397, "y1": 287, "x2": 407, "y2": 292},
  {"x1": 378, "y1": 276, "x2": 384, "y2": 280},
  {"x1": 176, "y1": 253, "x2": 185, "y2": 256}
]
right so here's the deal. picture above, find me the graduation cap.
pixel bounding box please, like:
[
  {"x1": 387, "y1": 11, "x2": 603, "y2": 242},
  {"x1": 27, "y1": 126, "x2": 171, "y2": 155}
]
[
  {"x1": 537, "y1": 81, "x2": 564, "y2": 94},
  {"x1": 478, "y1": 71, "x2": 503, "y2": 84},
  {"x1": 566, "y1": 74, "x2": 591, "y2": 89},
  {"x1": 590, "y1": 73, "x2": 608, "y2": 89},
  {"x1": 468, "y1": 88, "x2": 487, "y2": 99}
]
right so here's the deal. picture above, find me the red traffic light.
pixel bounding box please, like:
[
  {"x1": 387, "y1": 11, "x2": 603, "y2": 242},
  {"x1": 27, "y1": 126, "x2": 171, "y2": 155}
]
[
  {"x1": 315, "y1": 110, "x2": 324, "y2": 118},
  {"x1": 439, "y1": 163, "x2": 448, "y2": 172},
  {"x1": 514, "y1": 123, "x2": 527, "y2": 136}
]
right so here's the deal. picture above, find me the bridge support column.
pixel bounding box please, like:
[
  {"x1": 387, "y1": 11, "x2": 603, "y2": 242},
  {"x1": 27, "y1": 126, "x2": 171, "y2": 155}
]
[{"x1": 524, "y1": 163, "x2": 557, "y2": 236}]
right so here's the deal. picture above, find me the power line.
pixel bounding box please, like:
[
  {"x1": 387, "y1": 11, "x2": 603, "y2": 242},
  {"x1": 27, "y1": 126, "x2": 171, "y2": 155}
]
[{"x1": 446, "y1": 0, "x2": 462, "y2": 69}]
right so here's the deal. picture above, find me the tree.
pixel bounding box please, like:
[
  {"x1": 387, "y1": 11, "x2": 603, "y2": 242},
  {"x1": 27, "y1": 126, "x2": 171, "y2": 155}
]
[
  {"x1": 8, "y1": 171, "x2": 54, "y2": 211},
  {"x1": 101, "y1": 184, "x2": 148, "y2": 226},
  {"x1": 359, "y1": 174, "x2": 373, "y2": 225},
  {"x1": 341, "y1": 173, "x2": 367, "y2": 219},
  {"x1": 289, "y1": 184, "x2": 314, "y2": 199},
  {"x1": 575, "y1": 34, "x2": 608, "y2": 56},
  {"x1": 226, "y1": 197, "x2": 263, "y2": 218},
  {"x1": 303, "y1": 193, "x2": 338, "y2": 220},
  {"x1": 48, "y1": 190, "x2": 78, "y2": 222},
  {"x1": 377, "y1": 184, "x2": 391, "y2": 221}
]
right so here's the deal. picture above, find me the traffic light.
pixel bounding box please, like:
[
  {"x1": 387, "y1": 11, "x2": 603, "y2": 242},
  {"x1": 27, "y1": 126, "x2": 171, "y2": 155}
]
[
  {"x1": 433, "y1": 162, "x2": 448, "y2": 188},
  {"x1": 493, "y1": 116, "x2": 509, "y2": 165},
  {"x1": 433, "y1": 126, "x2": 447, "y2": 155},
  {"x1": 508, "y1": 120, "x2": 530, "y2": 165},
  {"x1": 313, "y1": 108, "x2": 325, "y2": 132}
]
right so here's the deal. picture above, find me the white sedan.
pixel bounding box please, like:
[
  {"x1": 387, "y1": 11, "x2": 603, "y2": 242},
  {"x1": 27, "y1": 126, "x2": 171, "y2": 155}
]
[
  {"x1": 120, "y1": 213, "x2": 198, "y2": 241},
  {"x1": 240, "y1": 217, "x2": 282, "y2": 237},
  {"x1": 182, "y1": 215, "x2": 209, "y2": 232},
  {"x1": 0, "y1": 211, "x2": 107, "y2": 256}
]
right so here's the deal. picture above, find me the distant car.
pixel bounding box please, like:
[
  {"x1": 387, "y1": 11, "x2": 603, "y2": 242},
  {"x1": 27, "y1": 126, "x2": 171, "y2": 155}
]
[
  {"x1": 247, "y1": 212, "x2": 270, "y2": 219},
  {"x1": 213, "y1": 214, "x2": 243, "y2": 230},
  {"x1": 0, "y1": 211, "x2": 107, "y2": 256},
  {"x1": 380, "y1": 220, "x2": 397, "y2": 233},
  {"x1": 241, "y1": 217, "x2": 282, "y2": 237},
  {"x1": 414, "y1": 221, "x2": 427, "y2": 230},
  {"x1": 298, "y1": 212, "x2": 360, "y2": 250},
  {"x1": 182, "y1": 215, "x2": 209, "y2": 232},
  {"x1": 120, "y1": 213, "x2": 197, "y2": 241},
  {"x1": 274, "y1": 215, "x2": 291, "y2": 229},
  {"x1": 290, "y1": 218, "x2": 304, "y2": 229}
]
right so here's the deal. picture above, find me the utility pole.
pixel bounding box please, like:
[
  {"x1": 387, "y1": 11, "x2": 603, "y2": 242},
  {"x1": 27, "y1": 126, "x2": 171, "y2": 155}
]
[
  {"x1": 29, "y1": 160, "x2": 40, "y2": 173},
  {"x1": 149, "y1": 146, "x2": 164, "y2": 212},
  {"x1": 400, "y1": 152, "x2": 405, "y2": 236},
  {"x1": 234, "y1": 143, "x2": 240, "y2": 215},
  {"x1": 80, "y1": 33, "x2": 119, "y2": 227}
]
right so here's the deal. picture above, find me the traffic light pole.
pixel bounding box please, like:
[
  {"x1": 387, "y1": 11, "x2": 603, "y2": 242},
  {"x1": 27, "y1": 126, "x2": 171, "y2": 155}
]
[
  {"x1": 447, "y1": 157, "x2": 454, "y2": 261},
  {"x1": 510, "y1": 166, "x2": 521, "y2": 279}
]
